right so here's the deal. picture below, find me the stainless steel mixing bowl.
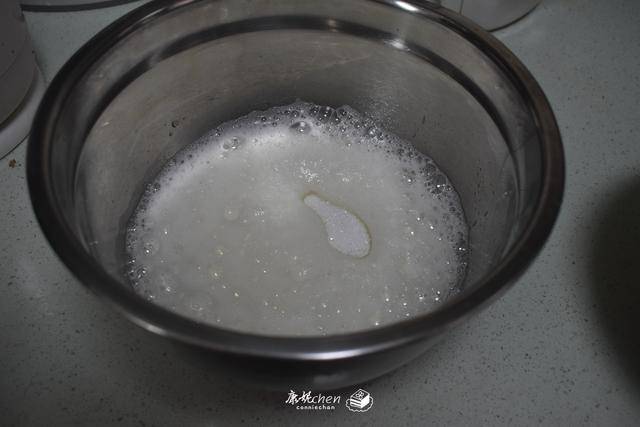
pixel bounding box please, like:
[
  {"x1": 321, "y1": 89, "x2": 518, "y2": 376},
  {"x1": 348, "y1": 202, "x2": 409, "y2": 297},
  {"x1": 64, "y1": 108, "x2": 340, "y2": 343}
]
[{"x1": 27, "y1": 0, "x2": 564, "y2": 389}]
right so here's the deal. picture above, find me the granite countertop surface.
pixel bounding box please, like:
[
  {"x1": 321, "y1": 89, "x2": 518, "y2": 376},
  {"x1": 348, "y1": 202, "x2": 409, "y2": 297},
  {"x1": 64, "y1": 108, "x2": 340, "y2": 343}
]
[{"x1": 1, "y1": 0, "x2": 639, "y2": 425}]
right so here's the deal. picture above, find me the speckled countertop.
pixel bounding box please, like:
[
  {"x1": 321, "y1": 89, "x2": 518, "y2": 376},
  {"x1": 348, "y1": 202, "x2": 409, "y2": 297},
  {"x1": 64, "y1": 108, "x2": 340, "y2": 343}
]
[{"x1": 1, "y1": 0, "x2": 639, "y2": 425}]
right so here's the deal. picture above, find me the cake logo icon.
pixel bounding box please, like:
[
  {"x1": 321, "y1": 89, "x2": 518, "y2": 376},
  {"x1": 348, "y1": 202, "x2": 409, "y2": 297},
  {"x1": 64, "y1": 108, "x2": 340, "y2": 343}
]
[{"x1": 345, "y1": 388, "x2": 373, "y2": 412}]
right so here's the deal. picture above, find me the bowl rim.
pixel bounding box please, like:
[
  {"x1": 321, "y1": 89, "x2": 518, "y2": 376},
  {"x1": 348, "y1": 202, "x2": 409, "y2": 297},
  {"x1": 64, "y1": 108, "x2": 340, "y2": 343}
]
[{"x1": 27, "y1": 0, "x2": 564, "y2": 361}]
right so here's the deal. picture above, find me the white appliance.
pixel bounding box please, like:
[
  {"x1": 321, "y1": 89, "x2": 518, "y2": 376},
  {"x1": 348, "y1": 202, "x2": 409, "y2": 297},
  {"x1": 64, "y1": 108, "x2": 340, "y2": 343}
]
[{"x1": 0, "y1": 0, "x2": 45, "y2": 159}]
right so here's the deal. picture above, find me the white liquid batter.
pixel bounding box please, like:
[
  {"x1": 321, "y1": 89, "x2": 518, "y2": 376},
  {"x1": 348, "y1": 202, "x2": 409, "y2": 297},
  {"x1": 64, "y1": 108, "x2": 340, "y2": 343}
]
[
  {"x1": 126, "y1": 102, "x2": 468, "y2": 336},
  {"x1": 303, "y1": 193, "x2": 371, "y2": 258}
]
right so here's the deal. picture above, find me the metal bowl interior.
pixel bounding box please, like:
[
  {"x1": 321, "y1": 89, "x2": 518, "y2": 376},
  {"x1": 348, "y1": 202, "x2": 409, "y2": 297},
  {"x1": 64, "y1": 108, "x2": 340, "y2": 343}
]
[{"x1": 27, "y1": 0, "x2": 563, "y2": 378}]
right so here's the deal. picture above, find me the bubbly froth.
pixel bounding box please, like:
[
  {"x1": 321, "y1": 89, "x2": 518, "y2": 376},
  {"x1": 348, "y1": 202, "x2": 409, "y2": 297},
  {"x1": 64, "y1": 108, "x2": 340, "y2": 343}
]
[{"x1": 126, "y1": 102, "x2": 468, "y2": 336}]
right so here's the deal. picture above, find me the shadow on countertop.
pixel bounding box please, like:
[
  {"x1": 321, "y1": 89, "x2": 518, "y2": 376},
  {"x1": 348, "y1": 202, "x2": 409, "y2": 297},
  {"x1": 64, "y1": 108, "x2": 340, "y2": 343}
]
[{"x1": 590, "y1": 176, "x2": 640, "y2": 388}]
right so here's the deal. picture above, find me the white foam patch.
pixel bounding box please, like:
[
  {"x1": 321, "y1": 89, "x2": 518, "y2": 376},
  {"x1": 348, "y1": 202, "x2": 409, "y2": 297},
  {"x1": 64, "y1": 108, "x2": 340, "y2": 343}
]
[
  {"x1": 126, "y1": 101, "x2": 468, "y2": 336},
  {"x1": 303, "y1": 193, "x2": 370, "y2": 258}
]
